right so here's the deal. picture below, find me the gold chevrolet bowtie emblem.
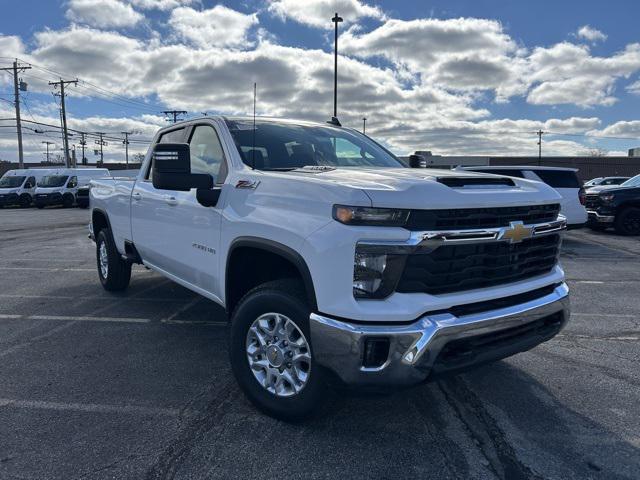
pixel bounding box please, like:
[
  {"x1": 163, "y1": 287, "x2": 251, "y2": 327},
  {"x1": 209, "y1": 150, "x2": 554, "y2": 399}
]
[{"x1": 501, "y1": 221, "x2": 533, "y2": 243}]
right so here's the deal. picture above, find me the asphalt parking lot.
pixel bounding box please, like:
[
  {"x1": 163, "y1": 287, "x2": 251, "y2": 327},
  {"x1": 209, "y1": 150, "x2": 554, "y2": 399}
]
[{"x1": 0, "y1": 208, "x2": 639, "y2": 480}]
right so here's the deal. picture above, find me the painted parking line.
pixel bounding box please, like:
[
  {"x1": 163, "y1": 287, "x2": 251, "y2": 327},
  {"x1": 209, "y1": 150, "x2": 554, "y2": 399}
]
[
  {"x1": 0, "y1": 267, "x2": 95, "y2": 272},
  {"x1": 0, "y1": 398, "x2": 188, "y2": 417},
  {"x1": 0, "y1": 313, "x2": 226, "y2": 326},
  {"x1": 0, "y1": 293, "x2": 194, "y2": 304}
]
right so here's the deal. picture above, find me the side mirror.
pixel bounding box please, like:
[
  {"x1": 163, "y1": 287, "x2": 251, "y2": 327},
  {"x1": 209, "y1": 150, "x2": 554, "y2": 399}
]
[
  {"x1": 409, "y1": 154, "x2": 424, "y2": 168},
  {"x1": 152, "y1": 143, "x2": 213, "y2": 191}
]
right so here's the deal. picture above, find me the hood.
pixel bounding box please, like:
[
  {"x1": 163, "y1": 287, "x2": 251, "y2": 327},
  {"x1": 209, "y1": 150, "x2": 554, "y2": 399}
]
[
  {"x1": 585, "y1": 185, "x2": 620, "y2": 194},
  {"x1": 270, "y1": 167, "x2": 562, "y2": 209}
]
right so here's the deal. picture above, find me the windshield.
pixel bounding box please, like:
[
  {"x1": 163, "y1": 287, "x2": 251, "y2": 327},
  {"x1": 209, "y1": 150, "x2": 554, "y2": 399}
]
[
  {"x1": 621, "y1": 174, "x2": 640, "y2": 187},
  {"x1": 38, "y1": 175, "x2": 69, "y2": 188},
  {"x1": 225, "y1": 119, "x2": 403, "y2": 170},
  {"x1": 0, "y1": 176, "x2": 26, "y2": 188}
]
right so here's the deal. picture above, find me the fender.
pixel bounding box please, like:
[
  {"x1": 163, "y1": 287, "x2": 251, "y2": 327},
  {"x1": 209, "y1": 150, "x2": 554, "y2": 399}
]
[{"x1": 226, "y1": 236, "x2": 318, "y2": 311}]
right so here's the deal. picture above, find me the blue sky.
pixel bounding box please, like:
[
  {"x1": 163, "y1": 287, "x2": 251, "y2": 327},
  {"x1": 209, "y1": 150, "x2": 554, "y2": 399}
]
[{"x1": 2, "y1": 0, "x2": 640, "y2": 162}]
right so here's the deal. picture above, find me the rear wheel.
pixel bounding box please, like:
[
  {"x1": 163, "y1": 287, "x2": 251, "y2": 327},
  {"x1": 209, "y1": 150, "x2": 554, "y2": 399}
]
[
  {"x1": 229, "y1": 279, "x2": 326, "y2": 421},
  {"x1": 96, "y1": 228, "x2": 131, "y2": 291},
  {"x1": 614, "y1": 207, "x2": 640, "y2": 236},
  {"x1": 19, "y1": 194, "x2": 32, "y2": 208}
]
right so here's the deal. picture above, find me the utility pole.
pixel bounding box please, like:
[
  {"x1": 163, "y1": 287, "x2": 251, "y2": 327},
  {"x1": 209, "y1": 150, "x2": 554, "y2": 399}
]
[
  {"x1": 121, "y1": 131, "x2": 133, "y2": 167},
  {"x1": 95, "y1": 133, "x2": 107, "y2": 165},
  {"x1": 42, "y1": 141, "x2": 54, "y2": 163},
  {"x1": 49, "y1": 78, "x2": 78, "y2": 168},
  {"x1": 0, "y1": 60, "x2": 31, "y2": 168},
  {"x1": 362, "y1": 117, "x2": 367, "y2": 135},
  {"x1": 79, "y1": 132, "x2": 87, "y2": 165},
  {"x1": 536, "y1": 129, "x2": 544, "y2": 164},
  {"x1": 162, "y1": 110, "x2": 187, "y2": 123},
  {"x1": 331, "y1": 12, "x2": 343, "y2": 119}
]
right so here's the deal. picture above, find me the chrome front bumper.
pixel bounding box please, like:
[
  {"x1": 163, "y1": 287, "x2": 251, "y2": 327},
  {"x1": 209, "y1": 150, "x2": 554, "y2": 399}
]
[
  {"x1": 310, "y1": 283, "x2": 570, "y2": 386},
  {"x1": 587, "y1": 210, "x2": 615, "y2": 223}
]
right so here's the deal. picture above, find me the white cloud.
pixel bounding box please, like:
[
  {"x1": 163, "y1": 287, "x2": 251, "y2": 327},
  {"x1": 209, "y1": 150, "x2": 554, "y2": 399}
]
[
  {"x1": 65, "y1": 0, "x2": 144, "y2": 29},
  {"x1": 168, "y1": 6, "x2": 258, "y2": 49},
  {"x1": 576, "y1": 25, "x2": 607, "y2": 43},
  {"x1": 626, "y1": 79, "x2": 640, "y2": 95},
  {"x1": 267, "y1": 0, "x2": 384, "y2": 29},
  {"x1": 126, "y1": 0, "x2": 195, "y2": 10},
  {"x1": 525, "y1": 42, "x2": 640, "y2": 107},
  {"x1": 341, "y1": 17, "x2": 527, "y2": 100}
]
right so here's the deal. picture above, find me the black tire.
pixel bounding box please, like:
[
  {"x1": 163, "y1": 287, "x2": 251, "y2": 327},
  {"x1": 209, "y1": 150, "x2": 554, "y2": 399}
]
[
  {"x1": 19, "y1": 194, "x2": 32, "y2": 208},
  {"x1": 62, "y1": 194, "x2": 74, "y2": 208},
  {"x1": 229, "y1": 279, "x2": 326, "y2": 421},
  {"x1": 36, "y1": 204, "x2": 44, "y2": 209},
  {"x1": 96, "y1": 228, "x2": 131, "y2": 291},
  {"x1": 614, "y1": 207, "x2": 640, "y2": 236}
]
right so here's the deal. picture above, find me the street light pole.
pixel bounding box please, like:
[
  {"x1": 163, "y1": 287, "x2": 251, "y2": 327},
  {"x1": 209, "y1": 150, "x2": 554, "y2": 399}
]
[
  {"x1": 331, "y1": 12, "x2": 343, "y2": 119},
  {"x1": 362, "y1": 117, "x2": 367, "y2": 134}
]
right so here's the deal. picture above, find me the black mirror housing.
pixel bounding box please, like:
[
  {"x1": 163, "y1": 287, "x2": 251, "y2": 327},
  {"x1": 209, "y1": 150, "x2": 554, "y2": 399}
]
[{"x1": 152, "y1": 143, "x2": 213, "y2": 191}]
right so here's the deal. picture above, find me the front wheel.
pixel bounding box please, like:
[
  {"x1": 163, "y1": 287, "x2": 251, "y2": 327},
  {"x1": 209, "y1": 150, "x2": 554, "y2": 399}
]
[
  {"x1": 229, "y1": 279, "x2": 326, "y2": 421},
  {"x1": 96, "y1": 228, "x2": 131, "y2": 291},
  {"x1": 62, "y1": 194, "x2": 74, "y2": 208},
  {"x1": 614, "y1": 207, "x2": 640, "y2": 236}
]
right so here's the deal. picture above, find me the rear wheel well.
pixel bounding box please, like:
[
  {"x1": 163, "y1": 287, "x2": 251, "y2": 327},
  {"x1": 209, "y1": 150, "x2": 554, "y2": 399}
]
[
  {"x1": 92, "y1": 210, "x2": 110, "y2": 239},
  {"x1": 226, "y1": 243, "x2": 316, "y2": 315}
]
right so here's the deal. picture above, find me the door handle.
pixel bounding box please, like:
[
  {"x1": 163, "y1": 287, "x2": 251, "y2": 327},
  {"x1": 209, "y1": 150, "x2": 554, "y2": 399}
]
[
  {"x1": 163, "y1": 195, "x2": 178, "y2": 206},
  {"x1": 132, "y1": 193, "x2": 142, "y2": 201}
]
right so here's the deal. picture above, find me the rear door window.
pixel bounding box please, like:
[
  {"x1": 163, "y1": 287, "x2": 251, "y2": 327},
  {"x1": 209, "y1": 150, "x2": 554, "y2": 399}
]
[{"x1": 531, "y1": 170, "x2": 581, "y2": 188}]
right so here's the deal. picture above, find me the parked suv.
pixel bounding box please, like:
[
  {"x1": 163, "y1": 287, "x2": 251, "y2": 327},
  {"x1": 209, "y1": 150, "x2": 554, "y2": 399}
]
[
  {"x1": 459, "y1": 166, "x2": 587, "y2": 229},
  {"x1": 89, "y1": 116, "x2": 570, "y2": 420},
  {"x1": 586, "y1": 174, "x2": 640, "y2": 235}
]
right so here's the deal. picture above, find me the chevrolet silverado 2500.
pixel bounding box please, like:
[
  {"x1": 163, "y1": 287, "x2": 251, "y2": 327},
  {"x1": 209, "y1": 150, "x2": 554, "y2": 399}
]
[{"x1": 89, "y1": 116, "x2": 570, "y2": 420}]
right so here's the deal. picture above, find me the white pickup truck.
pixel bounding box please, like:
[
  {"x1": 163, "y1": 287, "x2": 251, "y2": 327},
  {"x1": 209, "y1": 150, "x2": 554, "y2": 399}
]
[{"x1": 89, "y1": 116, "x2": 570, "y2": 420}]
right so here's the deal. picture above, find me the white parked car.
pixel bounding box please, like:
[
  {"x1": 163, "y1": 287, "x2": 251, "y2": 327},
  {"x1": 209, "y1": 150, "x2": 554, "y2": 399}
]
[
  {"x1": 458, "y1": 166, "x2": 588, "y2": 229},
  {"x1": 0, "y1": 168, "x2": 56, "y2": 208},
  {"x1": 34, "y1": 168, "x2": 109, "y2": 208},
  {"x1": 90, "y1": 116, "x2": 570, "y2": 420}
]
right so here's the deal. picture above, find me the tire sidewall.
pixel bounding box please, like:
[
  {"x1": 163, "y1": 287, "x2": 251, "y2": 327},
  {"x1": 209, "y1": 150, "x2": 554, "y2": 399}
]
[
  {"x1": 616, "y1": 207, "x2": 640, "y2": 235},
  {"x1": 96, "y1": 230, "x2": 111, "y2": 287},
  {"x1": 19, "y1": 194, "x2": 32, "y2": 208},
  {"x1": 230, "y1": 286, "x2": 324, "y2": 421},
  {"x1": 62, "y1": 194, "x2": 74, "y2": 208}
]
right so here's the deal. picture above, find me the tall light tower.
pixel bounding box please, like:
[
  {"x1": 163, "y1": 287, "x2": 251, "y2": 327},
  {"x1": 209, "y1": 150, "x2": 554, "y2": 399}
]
[
  {"x1": 362, "y1": 117, "x2": 367, "y2": 134},
  {"x1": 331, "y1": 12, "x2": 343, "y2": 119}
]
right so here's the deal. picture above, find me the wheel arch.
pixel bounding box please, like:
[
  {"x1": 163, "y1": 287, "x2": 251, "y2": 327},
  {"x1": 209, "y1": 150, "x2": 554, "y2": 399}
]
[
  {"x1": 225, "y1": 237, "x2": 318, "y2": 315},
  {"x1": 92, "y1": 208, "x2": 112, "y2": 240}
]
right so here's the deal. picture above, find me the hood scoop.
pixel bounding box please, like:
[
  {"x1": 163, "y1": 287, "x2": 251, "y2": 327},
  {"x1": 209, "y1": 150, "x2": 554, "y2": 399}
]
[{"x1": 436, "y1": 176, "x2": 515, "y2": 188}]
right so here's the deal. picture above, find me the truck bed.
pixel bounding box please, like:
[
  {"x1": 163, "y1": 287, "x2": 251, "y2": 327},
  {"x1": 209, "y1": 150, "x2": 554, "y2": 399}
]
[{"x1": 90, "y1": 178, "x2": 136, "y2": 251}]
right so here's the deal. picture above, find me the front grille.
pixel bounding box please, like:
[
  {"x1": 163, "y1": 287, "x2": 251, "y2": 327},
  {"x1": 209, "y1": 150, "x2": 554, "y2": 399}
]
[
  {"x1": 585, "y1": 194, "x2": 599, "y2": 210},
  {"x1": 396, "y1": 234, "x2": 561, "y2": 295},
  {"x1": 405, "y1": 204, "x2": 560, "y2": 231}
]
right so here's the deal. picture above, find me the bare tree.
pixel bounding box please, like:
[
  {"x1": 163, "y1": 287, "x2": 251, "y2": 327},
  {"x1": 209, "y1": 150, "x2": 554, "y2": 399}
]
[{"x1": 581, "y1": 147, "x2": 609, "y2": 157}]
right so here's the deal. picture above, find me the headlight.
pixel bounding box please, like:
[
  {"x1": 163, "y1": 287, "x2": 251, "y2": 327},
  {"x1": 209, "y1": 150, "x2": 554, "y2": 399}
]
[
  {"x1": 353, "y1": 245, "x2": 406, "y2": 298},
  {"x1": 333, "y1": 205, "x2": 410, "y2": 226},
  {"x1": 599, "y1": 193, "x2": 615, "y2": 203}
]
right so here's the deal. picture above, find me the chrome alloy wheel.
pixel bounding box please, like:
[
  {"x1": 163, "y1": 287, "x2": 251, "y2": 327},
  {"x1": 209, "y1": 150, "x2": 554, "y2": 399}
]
[
  {"x1": 99, "y1": 241, "x2": 109, "y2": 279},
  {"x1": 246, "y1": 312, "x2": 311, "y2": 397}
]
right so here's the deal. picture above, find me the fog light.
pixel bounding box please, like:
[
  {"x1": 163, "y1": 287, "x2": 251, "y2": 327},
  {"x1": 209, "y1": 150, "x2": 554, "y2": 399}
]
[{"x1": 362, "y1": 337, "x2": 390, "y2": 368}]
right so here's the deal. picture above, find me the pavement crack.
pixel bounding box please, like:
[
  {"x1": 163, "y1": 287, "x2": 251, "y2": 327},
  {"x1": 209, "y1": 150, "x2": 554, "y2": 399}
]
[
  {"x1": 438, "y1": 377, "x2": 545, "y2": 480},
  {"x1": 144, "y1": 379, "x2": 237, "y2": 480}
]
